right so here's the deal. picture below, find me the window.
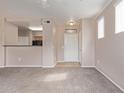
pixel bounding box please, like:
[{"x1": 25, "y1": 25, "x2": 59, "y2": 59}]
[
  {"x1": 115, "y1": 0, "x2": 124, "y2": 34},
  {"x1": 98, "y1": 17, "x2": 104, "y2": 39}
]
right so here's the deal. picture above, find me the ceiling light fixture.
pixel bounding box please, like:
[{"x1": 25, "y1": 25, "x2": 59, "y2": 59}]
[
  {"x1": 69, "y1": 22, "x2": 75, "y2": 26},
  {"x1": 28, "y1": 26, "x2": 43, "y2": 31},
  {"x1": 67, "y1": 19, "x2": 76, "y2": 26}
]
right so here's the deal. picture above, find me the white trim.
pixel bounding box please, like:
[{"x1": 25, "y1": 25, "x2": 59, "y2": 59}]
[
  {"x1": 96, "y1": 67, "x2": 124, "y2": 92},
  {"x1": 42, "y1": 63, "x2": 56, "y2": 68},
  {"x1": 57, "y1": 61, "x2": 80, "y2": 63},
  {"x1": 81, "y1": 66, "x2": 96, "y2": 68},
  {"x1": 56, "y1": 61, "x2": 65, "y2": 63},
  {"x1": 113, "y1": 0, "x2": 122, "y2": 7},
  {"x1": 42, "y1": 66, "x2": 55, "y2": 68},
  {"x1": 5, "y1": 65, "x2": 42, "y2": 67},
  {"x1": 4, "y1": 63, "x2": 57, "y2": 68},
  {"x1": 0, "y1": 66, "x2": 5, "y2": 68},
  {"x1": 94, "y1": 0, "x2": 112, "y2": 19}
]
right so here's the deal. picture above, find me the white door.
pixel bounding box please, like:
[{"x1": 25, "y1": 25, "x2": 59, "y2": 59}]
[{"x1": 64, "y1": 31, "x2": 79, "y2": 62}]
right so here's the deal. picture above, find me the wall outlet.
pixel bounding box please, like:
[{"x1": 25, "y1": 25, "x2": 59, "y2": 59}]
[
  {"x1": 97, "y1": 60, "x2": 100, "y2": 64},
  {"x1": 18, "y1": 57, "x2": 22, "y2": 62}
]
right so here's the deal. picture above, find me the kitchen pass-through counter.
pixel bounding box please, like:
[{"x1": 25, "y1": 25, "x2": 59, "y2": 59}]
[{"x1": 4, "y1": 45, "x2": 42, "y2": 67}]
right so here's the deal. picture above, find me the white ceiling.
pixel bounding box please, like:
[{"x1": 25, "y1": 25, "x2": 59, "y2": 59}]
[{"x1": 0, "y1": 0, "x2": 112, "y2": 22}]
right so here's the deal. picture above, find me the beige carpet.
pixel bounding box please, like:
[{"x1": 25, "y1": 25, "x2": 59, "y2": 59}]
[{"x1": 0, "y1": 67, "x2": 123, "y2": 93}]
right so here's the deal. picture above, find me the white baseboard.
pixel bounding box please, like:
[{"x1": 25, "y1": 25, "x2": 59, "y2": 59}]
[
  {"x1": 57, "y1": 61, "x2": 80, "y2": 63},
  {"x1": 96, "y1": 67, "x2": 124, "y2": 92},
  {"x1": 56, "y1": 61, "x2": 65, "y2": 63},
  {"x1": 81, "y1": 66, "x2": 96, "y2": 68},
  {"x1": 42, "y1": 64, "x2": 56, "y2": 68},
  {"x1": 3, "y1": 64, "x2": 56, "y2": 68},
  {"x1": 0, "y1": 66, "x2": 5, "y2": 68},
  {"x1": 5, "y1": 65, "x2": 42, "y2": 67}
]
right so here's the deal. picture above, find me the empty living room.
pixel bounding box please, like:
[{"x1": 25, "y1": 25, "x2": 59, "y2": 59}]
[{"x1": 0, "y1": 0, "x2": 124, "y2": 93}]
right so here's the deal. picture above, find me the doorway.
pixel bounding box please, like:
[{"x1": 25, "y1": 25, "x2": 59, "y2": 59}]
[{"x1": 64, "y1": 30, "x2": 79, "y2": 62}]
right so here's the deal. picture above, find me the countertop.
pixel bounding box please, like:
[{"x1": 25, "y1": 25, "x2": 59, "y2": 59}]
[{"x1": 3, "y1": 45, "x2": 42, "y2": 47}]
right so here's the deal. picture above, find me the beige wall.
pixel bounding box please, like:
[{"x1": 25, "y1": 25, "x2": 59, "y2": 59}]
[
  {"x1": 95, "y1": 0, "x2": 124, "y2": 90},
  {"x1": 42, "y1": 19, "x2": 56, "y2": 67},
  {"x1": 6, "y1": 47, "x2": 42, "y2": 67},
  {"x1": 78, "y1": 20, "x2": 83, "y2": 63},
  {"x1": 56, "y1": 24, "x2": 64, "y2": 61},
  {"x1": 82, "y1": 19, "x2": 95, "y2": 66},
  {"x1": 4, "y1": 22, "x2": 18, "y2": 45},
  {"x1": 0, "y1": 17, "x2": 5, "y2": 67},
  {"x1": 53, "y1": 25, "x2": 57, "y2": 63}
]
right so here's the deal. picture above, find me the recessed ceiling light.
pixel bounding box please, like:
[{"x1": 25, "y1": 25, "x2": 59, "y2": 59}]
[{"x1": 28, "y1": 26, "x2": 43, "y2": 31}]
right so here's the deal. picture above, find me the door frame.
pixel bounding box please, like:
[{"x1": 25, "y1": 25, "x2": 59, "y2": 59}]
[{"x1": 63, "y1": 29, "x2": 80, "y2": 62}]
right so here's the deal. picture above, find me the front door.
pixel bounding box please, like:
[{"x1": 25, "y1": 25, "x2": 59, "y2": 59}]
[{"x1": 64, "y1": 30, "x2": 79, "y2": 62}]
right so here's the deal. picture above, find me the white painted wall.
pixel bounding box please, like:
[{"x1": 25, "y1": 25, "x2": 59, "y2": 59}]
[
  {"x1": 95, "y1": 0, "x2": 124, "y2": 90},
  {"x1": 6, "y1": 47, "x2": 42, "y2": 67},
  {"x1": 42, "y1": 19, "x2": 56, "y2": 67},
  {"x1": 53, "y1": 25, "x2": 57, "y2": 64},
  {"x1": 0, "y1": 17, "x2": 5, "y2": 67},
  {"x1": 81, "y1": 19, "x2": 95, "y2": 67},
  {"x1": 4, "y1": 22, "x2": 18, "y2": 45},
  {"x1": 78, "y1": 20, "x2": 83, "y2": 63},
  {"x1": 56, "y1": 24, "x2": 64, "y2": 61}
]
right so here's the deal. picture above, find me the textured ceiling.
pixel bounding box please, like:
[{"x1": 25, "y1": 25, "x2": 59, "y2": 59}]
[{"x1": 0, "y1": 0, "x2": 112, "y2": 22}]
